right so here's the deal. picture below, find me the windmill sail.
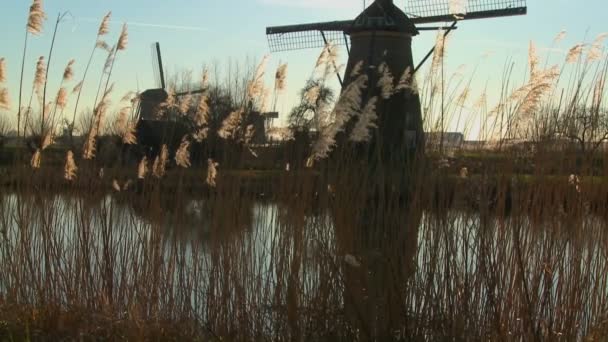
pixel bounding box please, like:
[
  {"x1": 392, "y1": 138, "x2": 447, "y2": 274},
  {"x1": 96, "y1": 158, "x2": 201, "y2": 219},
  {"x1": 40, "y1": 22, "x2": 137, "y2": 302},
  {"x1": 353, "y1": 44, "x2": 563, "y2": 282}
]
[
  {"x1": 266, "y1": 21, "x2": 351, "y2": 52},
  {"x1": 266, "y1": 0, "x2": 526, "y2": 52},
  {"x1": 404, "y1": 0, "x2": 527, "y2": 24}
]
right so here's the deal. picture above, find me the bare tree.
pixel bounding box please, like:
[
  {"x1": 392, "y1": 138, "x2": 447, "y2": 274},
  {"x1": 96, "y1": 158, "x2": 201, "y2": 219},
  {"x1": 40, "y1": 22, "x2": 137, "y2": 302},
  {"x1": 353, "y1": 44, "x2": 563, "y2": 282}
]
[
  {"x1": 559, "y1": 106, "x2": 608, "y2": 153},
  {"x1": 288, "y1": 79, "x2": 335, "y2": 132}
]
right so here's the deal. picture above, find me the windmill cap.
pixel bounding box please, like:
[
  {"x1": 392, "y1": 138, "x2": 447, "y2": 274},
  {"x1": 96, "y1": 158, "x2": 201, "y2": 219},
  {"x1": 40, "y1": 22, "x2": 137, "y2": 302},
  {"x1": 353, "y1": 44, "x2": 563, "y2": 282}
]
[{"x1": 349, "y1": 0, "x2": 418, "y2": 35}]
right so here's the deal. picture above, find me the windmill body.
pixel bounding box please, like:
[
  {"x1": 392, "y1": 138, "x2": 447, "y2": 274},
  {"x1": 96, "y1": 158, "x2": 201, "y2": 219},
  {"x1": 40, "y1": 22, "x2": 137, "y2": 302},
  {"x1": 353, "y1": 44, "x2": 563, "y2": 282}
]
[
  {"x1": 343, "y1": 0, "x2": 424, "y2": 162},
  {"x1": 266, "y1": 0, "x2": 527, "y2": 163}
]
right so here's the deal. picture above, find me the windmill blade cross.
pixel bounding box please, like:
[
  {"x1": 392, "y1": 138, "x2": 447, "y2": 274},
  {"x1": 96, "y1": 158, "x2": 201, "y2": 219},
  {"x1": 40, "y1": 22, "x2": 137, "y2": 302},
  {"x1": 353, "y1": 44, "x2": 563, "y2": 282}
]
[{"x1": 266, "y1": 0, "x2": 526, "y2": 53}]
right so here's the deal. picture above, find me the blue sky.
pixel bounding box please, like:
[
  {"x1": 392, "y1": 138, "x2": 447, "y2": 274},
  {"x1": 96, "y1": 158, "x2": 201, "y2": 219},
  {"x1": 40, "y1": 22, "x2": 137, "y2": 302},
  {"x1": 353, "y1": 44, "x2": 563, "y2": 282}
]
[{"x1": 0, "y1": 0, "x2": 607, "y2": 138}]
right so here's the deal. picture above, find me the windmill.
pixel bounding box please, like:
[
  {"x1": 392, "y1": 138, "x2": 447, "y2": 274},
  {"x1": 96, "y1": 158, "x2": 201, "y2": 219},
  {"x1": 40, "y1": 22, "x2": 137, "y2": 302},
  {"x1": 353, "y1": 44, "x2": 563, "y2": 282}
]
[
  {"x1": 266, "y1": 0, "x2": 527, "y2": 161},
  {"x1": 137, "y1": 43, "x2": 280, "y2": 152},
  {"x1": 134, "y1": 42, "x2": 209, "y2": 155}
]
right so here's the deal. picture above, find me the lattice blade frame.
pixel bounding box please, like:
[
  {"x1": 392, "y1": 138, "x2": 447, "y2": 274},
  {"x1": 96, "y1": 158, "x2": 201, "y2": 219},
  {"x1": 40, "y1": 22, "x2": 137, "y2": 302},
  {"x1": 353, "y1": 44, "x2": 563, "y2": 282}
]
[
  {"x1": 267, "y1": 30, "x2": 346, "y2": 53},
  {"x1": 405, "y1": 0, "x2": 526, "y2": 24}
]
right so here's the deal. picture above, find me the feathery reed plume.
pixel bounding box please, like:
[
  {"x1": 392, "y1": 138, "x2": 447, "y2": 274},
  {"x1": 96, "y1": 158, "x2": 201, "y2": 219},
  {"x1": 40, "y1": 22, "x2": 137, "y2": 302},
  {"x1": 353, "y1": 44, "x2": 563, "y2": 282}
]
[
  {"x1": 395, "y1": 67, "x2": 417, "y2": 94},
  {"x1": 195, "y1": 94, "x2": 210, "y2": 127},
  {"x1": 247, "y1": 55, "x2": 270, "y2": 100},
  {"x1": 587, "y1": 33, "x2": 608, "y2": 62},
  {"x1": 70, "y1": 12, "x2": 114, "y2": 140},
  {"x1": 34, "y1": 56, "x2": 46, "y2": 94},
  {"x1": 138, "y1": 156, "x2": 148, "y2": 179},
  {"x1": 244, "y1": 125, "x2": 255, "y2": 144},
  {"x1": 98, "y1": 12, "x2": 111, "y2": 36},
  {"x1": 566, "y1": 44, "x2": 585, "y2": 64},
  {"x1": 27, "y1": 0, "x2": 47, "y2": 36},
  {"x1": 18, "y1": 1, "x2": 46, "y2": 137},
  {"x1": 120, "y1": 91, "x2": 136, "y2": 102},
  {"x1": 72, "y1": 81, "x2": 83, "y2": 94},
  {"x1": 377, "y1": 62, "x2": 394, "y2": 99},
  {"x1": 489, "y1": 65, "x2": 559, "y2": 133},
  {"x1": 179, "y1": 93, "x2": 192, "y2": 115},
  {"x1": 152, "y1": 145, "x2": 168, "y2": 178},
  {"x1": 0, "y1": 88, "x2": 10, "y2": 110},
  {"x1": 163, "y1": 86, "x2": 177, "y2": 112},
  {"x1": 218, "y1": 109, "x2": 244, "y2": 139},
  {"x1": 152, "y1": 157, "x2": 161, "y2": 177},
  {"x1": 94, "y1": 45, "x2": 116, "y2": 112},
  {"x1": 310, "y1": 74, "x2": 368, "y2": 160},
  {"x1": 315, "y1": 43, "x2": 331, "y2": 68},
  {"x1": 553, "y1": 29, "x2": 567, "y2": 45},
  {"x1": 304, "y1": 85, "x2": 321, "y2": 105},
  {"x1": 593, "y1": 75, "x2": 605, "y2": 108},
  {"x1": 30, "y1": 149, "x2": 41, "y2": 169},
  {"x1": 206, "y1": 158, "x2": 219, "y2": 187},
  {"x1": 64, "y1": 150, "x2": 77, "y2": 181},
  {"x1": 117, "y1": 24, "x2": 128, "y2": 50},
  {"x1": 260, "y1": 87, "x2": 271, "y2": 112},
  {"x1": 274, "y1": 63, "x2": 288, "y2": 92},
  {"x1": 122, "y1": 123, "x2": 137, "y2": 145},
  {"x1": 63, "y1": 59, "x2": 75, "y2": 81},
  {"x1": 83, "y1": 85, "x2": 113, "y2": 159},
  {"x1": 455, "y1": 88, "x2": 469, "y2": 108},
  {"x1": 201, "y1": 68, "x2": 209, "y2": 88},
  {"x1": 528, "y1": 41, "x2": 539, "y2": 78},
  {"x1": 193, "y1": 127, "x2": 209, "y2": 142},
  {"x1": 350, "y1": 61, "x2": 364, "y2": 78},
  {"x1": 103, "y1": 46, "x2": 116, "y2": 74},
  {"x1": 519, "y1": 67, "x2": 560, "y2": 116},
  {"x1": 0, "y1": 58, "x2": 6, "y2": 83},
  {"x1": 96, "y1": 40, "x2": 111, "y2": 52},
  {"x1": 350, "y1": 96, "x2": 378, "y2": 142},
  {"x1": 114, "y1": 106, "x2": 136, "y2": 144},
  {"x1": 112, "y1": 180, "x2": 121, "y2": 192},
  {"x1": 431, "y1": 29, "x2": 447, "y2": 72},
  {"x1": 55, "y1": 87, "x2": 68, "y2": 109},
  {"x1": 472, "y1": 92, "x2": 487, "y2": 110},
  {"x1": 175, "y1": 137, "x2": 191, "y2": 168},
  {"x1": 320, "y1": 43, "x2": 339, "y2": 79}
]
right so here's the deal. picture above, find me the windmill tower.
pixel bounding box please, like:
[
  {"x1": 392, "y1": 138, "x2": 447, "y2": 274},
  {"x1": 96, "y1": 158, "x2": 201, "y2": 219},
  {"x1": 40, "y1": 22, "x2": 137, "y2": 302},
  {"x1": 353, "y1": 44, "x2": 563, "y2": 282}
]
[
  {"x1": 267, "y1": 0, "x2": 527, "y2": 162},
  {"x1": 268, "y1": 4, "x2": 528, "y2": 339}
]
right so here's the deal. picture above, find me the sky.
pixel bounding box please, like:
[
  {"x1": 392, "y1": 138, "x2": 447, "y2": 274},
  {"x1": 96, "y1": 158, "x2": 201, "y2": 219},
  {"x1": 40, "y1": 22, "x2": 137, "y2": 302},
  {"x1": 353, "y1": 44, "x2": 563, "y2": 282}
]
[{"x1": 0, "y1": 0, "x2": 607, "y2": 139}]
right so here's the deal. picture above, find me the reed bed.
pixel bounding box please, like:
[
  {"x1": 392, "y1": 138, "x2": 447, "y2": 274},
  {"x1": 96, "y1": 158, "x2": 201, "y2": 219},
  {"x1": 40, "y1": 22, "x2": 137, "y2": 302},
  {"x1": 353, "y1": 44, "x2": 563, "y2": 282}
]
[
  {"x1": 0, "y1": 1, "x2": 608, "y2": 341},
  {"x1": 0, "y1": 164, "x2": 608, "y2": 340}
]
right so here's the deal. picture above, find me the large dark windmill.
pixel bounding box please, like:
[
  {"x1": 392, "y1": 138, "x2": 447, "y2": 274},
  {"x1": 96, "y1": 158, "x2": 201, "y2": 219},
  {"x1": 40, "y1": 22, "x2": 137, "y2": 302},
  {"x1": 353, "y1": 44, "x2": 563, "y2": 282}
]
[
  {"x1": 269, "y1": 4, "x2": 527, "y2": 337},
  {"x1": 267, "y1": 0, "x2": 527, "y2": 162}
]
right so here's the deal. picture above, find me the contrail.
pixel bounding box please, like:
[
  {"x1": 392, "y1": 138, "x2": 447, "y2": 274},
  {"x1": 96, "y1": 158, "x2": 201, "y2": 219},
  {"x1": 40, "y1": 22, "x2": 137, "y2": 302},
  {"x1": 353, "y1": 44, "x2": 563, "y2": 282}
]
[{"x1": 77, "y1": 17, "x2": 210, "y2": 32}]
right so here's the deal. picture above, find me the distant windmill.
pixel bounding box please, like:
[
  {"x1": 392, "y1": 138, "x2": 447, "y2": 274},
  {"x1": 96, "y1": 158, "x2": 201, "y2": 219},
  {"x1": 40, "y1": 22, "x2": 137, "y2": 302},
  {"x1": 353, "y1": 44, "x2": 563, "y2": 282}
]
[
  {"x1": 135, "y1": 42, "x2": 208, "y2": 154},
  {"x1": 266, "y1": 0, "x2": 527, "y2": 161},
  {"x1": 137, "y1": 43, "x2": 279, "y2": 150}
]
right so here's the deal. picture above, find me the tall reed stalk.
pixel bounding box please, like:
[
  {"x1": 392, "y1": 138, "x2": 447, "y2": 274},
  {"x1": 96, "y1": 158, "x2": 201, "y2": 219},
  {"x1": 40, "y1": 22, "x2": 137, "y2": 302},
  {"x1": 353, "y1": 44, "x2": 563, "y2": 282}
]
[
  {"x1": 69, "y1": 12, "x2": 112, "y2": 142},
  {"x1": 17, "y1": 0, "x2": 47, "y2": 138}
]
